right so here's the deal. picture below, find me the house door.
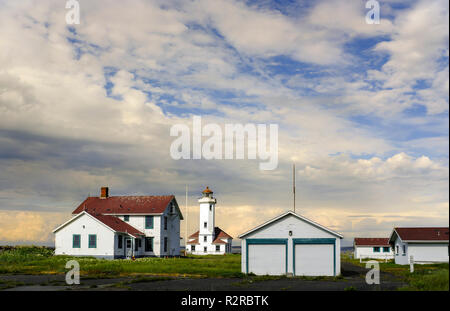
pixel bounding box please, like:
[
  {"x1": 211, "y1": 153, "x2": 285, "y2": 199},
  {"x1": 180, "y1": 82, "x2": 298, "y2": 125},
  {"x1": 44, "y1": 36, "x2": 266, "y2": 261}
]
[{"x1": 125, "y1": 238, "x2": 133, "y2": 258}]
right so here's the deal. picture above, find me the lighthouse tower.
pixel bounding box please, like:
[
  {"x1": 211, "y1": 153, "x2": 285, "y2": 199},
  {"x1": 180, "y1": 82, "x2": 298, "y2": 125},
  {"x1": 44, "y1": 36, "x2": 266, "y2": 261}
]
[
  {"x1": 186, "y1": 187, "x2": 233, "y2": 255},
  {"x1": 199, "y1": 186, "x2": 216, "y2": 243}
]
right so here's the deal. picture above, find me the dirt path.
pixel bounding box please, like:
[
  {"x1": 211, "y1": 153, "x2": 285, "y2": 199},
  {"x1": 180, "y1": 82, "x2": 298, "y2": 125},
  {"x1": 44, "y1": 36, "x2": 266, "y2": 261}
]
[{"x1": 0, "y1": 262, "x2": 407, "y2": 291}]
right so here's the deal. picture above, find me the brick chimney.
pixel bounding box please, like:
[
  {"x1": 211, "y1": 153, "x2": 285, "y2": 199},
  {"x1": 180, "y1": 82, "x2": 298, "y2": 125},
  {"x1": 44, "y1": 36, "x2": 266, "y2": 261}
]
[{"x1": 100, "y1": 187, "x2": 109, "y2": 199}]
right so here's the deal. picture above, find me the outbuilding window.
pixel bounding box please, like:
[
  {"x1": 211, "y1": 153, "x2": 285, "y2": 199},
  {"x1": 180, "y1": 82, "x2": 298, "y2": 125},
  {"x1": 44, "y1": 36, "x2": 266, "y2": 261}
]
[
  {"x1": 373, "y1": 247, "x2": 380, "y2": 253},
  {"x1": 383, "y1": 247, "x2": 390, "y2": 253},
  {"x1": 73, "y1": 234, "x2": 81, "y2": 248},
  {"x1": 204, "y1": 246, "x2": 207, "y2": 253},
  {"x1": 192, "y1": 245, "x2": 195, "y2": 251},
  {"x1": 204, "y1": 222, "x2": 207, "y2": 228},
  {"x1": 204, "y1": 236, "x2": 207, "y2": 242},
  {"x1": 216, "y1": 245, "x2": 220, "y2": 252},
  {"x1": 88, "y1": 234, "x2": 97, "y2": 248}
]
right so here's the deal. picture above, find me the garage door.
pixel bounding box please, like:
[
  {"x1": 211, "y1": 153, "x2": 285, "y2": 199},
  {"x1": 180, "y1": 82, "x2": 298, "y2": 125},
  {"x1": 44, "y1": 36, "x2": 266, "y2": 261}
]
[
  {"x1": 248, "y1": 244, "x2": 286, "y2": 275},
  {"x1": 295, "y1": 244, "x2": 334, "y2": 276}
]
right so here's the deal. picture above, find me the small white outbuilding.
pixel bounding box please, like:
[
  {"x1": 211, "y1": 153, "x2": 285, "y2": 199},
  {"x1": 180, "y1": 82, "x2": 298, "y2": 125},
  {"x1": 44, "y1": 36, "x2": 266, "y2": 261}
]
[
  {"x1": 239, "y1": 211, "x2": 343, "y2": 276},
  {"x1": 388, "y1": 227, "x2": 449, "y2": 265}
]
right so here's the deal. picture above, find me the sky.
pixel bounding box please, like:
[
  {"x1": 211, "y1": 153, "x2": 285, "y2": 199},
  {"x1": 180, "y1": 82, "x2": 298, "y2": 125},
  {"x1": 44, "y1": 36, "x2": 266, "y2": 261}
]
[{"x1": 0, "y1": 0, "x2": 448, "y2": 247}]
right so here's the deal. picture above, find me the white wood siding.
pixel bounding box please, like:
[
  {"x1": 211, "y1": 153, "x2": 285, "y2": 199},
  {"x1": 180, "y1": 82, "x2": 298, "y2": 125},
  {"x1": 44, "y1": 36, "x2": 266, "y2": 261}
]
[
  {"x1": 354, "y1": 246, "x2": 394, "y2": 259},
  {"x1": 54, "y1": 213, "x2": 116, "y2": 258}
]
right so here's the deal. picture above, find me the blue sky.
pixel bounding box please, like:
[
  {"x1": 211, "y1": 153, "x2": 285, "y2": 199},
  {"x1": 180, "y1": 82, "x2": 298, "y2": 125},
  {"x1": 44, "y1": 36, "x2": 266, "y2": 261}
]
[{"x1": 0, "y1": 0, "x2": 448, "y2": 246}]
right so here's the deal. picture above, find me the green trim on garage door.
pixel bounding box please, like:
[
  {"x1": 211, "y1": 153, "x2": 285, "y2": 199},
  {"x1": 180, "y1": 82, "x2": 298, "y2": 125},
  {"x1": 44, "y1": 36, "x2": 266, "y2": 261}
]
[
  {"x1": 246, "y1": 238, "x2": 288, "y2": 274},
  {"x1": 293, "y1": 238, "x2": 336, "y2": 276}
]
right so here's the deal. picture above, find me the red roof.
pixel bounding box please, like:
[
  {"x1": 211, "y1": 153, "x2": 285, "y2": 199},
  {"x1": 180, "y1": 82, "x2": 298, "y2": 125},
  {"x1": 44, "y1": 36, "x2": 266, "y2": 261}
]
[
  {"x1": 188, "y1": 231, "x2": 200, "y2": 239},
  {"x1": 72, "y1": 195, "x2": 175, "y2": 215},
  {"x1": 354, "y1": 238, "x2": 390, "y2": 246},
  {"x1": 188, "y1": 227, "x2": 232, "y2": 240},
  {"x1": 88, "y1": 212, "x2": 144, "y2": 237},
  {"x1": 394, "y1": 227, "x2": 449, "y2": 241},
  {"x1": 214, "y1": 227, "x2": 232, "y2": 239}
]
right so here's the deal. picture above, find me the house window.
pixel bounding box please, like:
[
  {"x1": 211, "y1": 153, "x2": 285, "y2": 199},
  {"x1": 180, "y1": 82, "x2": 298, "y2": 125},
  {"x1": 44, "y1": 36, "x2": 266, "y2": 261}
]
[
  {"x1": 204, "y1": 236, "x2": 207, "y2": 242},
  {"x1": 170, "y1": 204, "x2": 174, "y2": 214},
  {"x1": 204, "y1": 222, "x2": 207, "y2": 228},
  {"x1": 216, "y1": 245, "x2": 220, "y2": 252},
  {"x1": 204, "y1": 246, "x2": 207, "y2": 253},
  {"x1": 192, "y1": 245, "x2": 195, "y2": 251},
  {"x1": 145, "y1": 216, "x2": 154, "y2": 229},
  {"x1": 88, "y1": 234, "x2": 97, "y2": 248},
  {"x1": 209, "y1": 205, "x2": 212, "y2": 211},
  {"x1": 134, "y1": 239, "x2": 138, "y2": 251},
  {"x1": 138, "y1": 238, "x2": 142, "y2": 248},
  {"x1": 164, "y1": 237, "x2": 168, "y2": 252},
  {"x1": 118, "y1": 235, "x2": 123, "y2": 249},
  {"x1": 73, "y1": 234, "x2": 81, "y2": 248},
  {"x1": 145, "y1": 237, "x2": 153, "y2": 252},
  {"x1": 383, "y1": 247, "x2": 390, "y2": 253},
  {"x1": 396, "y1": 245, "x2": 399, "y2": 255},
  {"x1": 373, "y1": 247, "x2": 380, "y2": 253},
  {"x1": 164, "y1": 217, "x2": 168, "y2": 230},
  {"x1": 124, "y1": 215, "x2": 129, "y2": 222},
  {"x1": 402, "y1": 245, "x2": 406, "y2": 255},
  {"x1": 126, "y1": 239, "x2": 131, "y2": 249}
]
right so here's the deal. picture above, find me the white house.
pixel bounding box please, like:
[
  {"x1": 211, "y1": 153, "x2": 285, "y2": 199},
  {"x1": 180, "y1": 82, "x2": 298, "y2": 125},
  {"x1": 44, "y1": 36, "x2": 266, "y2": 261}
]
[
  {"x1": 185, "y1": 187, "x2": 233, "y2": 255},
  {"x1": 353, "y1": 238, "x2": 394, "y2": 260},
  {"x1": 388, "y1": 227, "x2": 449, "y2": 265},
  {"x1": 53, "y1": 187, "x2": 183, "y2": 258},
  {"x1": 239, "y1": 211, "x2": 343, "y2": 276}
]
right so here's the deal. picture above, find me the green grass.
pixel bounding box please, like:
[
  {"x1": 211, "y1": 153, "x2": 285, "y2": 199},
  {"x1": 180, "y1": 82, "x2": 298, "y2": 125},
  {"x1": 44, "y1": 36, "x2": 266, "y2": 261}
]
[
  {"x1": 341, "y1": 251, "x2": 449, "y2": 291},
  {"x1": 0, "y1": 246, "x2": 242, "y2": 278}
]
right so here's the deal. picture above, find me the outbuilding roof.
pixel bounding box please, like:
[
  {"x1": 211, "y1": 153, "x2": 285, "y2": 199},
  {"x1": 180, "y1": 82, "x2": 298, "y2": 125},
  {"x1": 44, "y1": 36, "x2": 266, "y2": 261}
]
[
  {"x1": 188, "y1": 227, "x2": 233, "y2": 241},
  {"x1": 390, "y1": 227, "x2": 449, "y2": 242},
  {"x1": 354, "y1": 238, "x2": 390, "y2": 246},
  {"x1": 72, "y1": 195, "x2": 182, "y2": 219}
]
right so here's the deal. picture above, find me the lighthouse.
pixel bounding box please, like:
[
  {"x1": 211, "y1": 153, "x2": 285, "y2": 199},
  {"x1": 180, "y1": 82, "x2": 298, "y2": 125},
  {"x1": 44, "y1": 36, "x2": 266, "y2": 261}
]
[{"x1": 186, "y1": 187, "x2": 233, "y2": 255}]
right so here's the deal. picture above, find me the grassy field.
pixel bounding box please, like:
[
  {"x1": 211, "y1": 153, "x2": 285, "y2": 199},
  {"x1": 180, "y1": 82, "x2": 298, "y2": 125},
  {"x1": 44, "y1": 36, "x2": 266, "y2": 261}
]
[
  {"x1": 0, "y1": 246, "x2": 242, "y2": 278},
  {"x1": 1, "y1": 247, "x2": 448, "y2": 291},
  {"x1": 341, "y1": 251, "x2": 449, "y2": 291}
]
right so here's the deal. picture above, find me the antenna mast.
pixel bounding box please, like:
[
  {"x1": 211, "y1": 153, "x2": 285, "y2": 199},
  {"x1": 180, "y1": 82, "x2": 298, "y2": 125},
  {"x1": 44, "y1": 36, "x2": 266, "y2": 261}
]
[
  {"x1": 185, "y1": 184, "x2": 188, "y2": 253},
  {"x1": 293, "y1": 163, "x2": 296, "y2": 213}
]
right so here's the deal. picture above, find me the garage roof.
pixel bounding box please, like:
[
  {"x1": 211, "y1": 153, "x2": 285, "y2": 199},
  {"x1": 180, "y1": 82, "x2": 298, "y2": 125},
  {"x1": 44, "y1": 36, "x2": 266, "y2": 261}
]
[
  {"x1": 354, "y1": 238, "x2": 390, "y2": 246},
  {"x1": 238, "y1": 211, "x2": 343, "y2": 239}
]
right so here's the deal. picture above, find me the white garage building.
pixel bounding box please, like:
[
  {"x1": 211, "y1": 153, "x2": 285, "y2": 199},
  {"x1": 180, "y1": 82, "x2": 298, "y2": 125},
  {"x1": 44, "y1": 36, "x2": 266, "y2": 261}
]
[{"x1": 239, "y1": 211, "x2": 343, "y2": 276}]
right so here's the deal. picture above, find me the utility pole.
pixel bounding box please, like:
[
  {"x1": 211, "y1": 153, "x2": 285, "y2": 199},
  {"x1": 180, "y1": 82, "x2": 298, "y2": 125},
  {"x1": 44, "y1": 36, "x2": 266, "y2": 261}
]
[{"x1": 293, "y1": 163, "x2": 296, "y2": 213}]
